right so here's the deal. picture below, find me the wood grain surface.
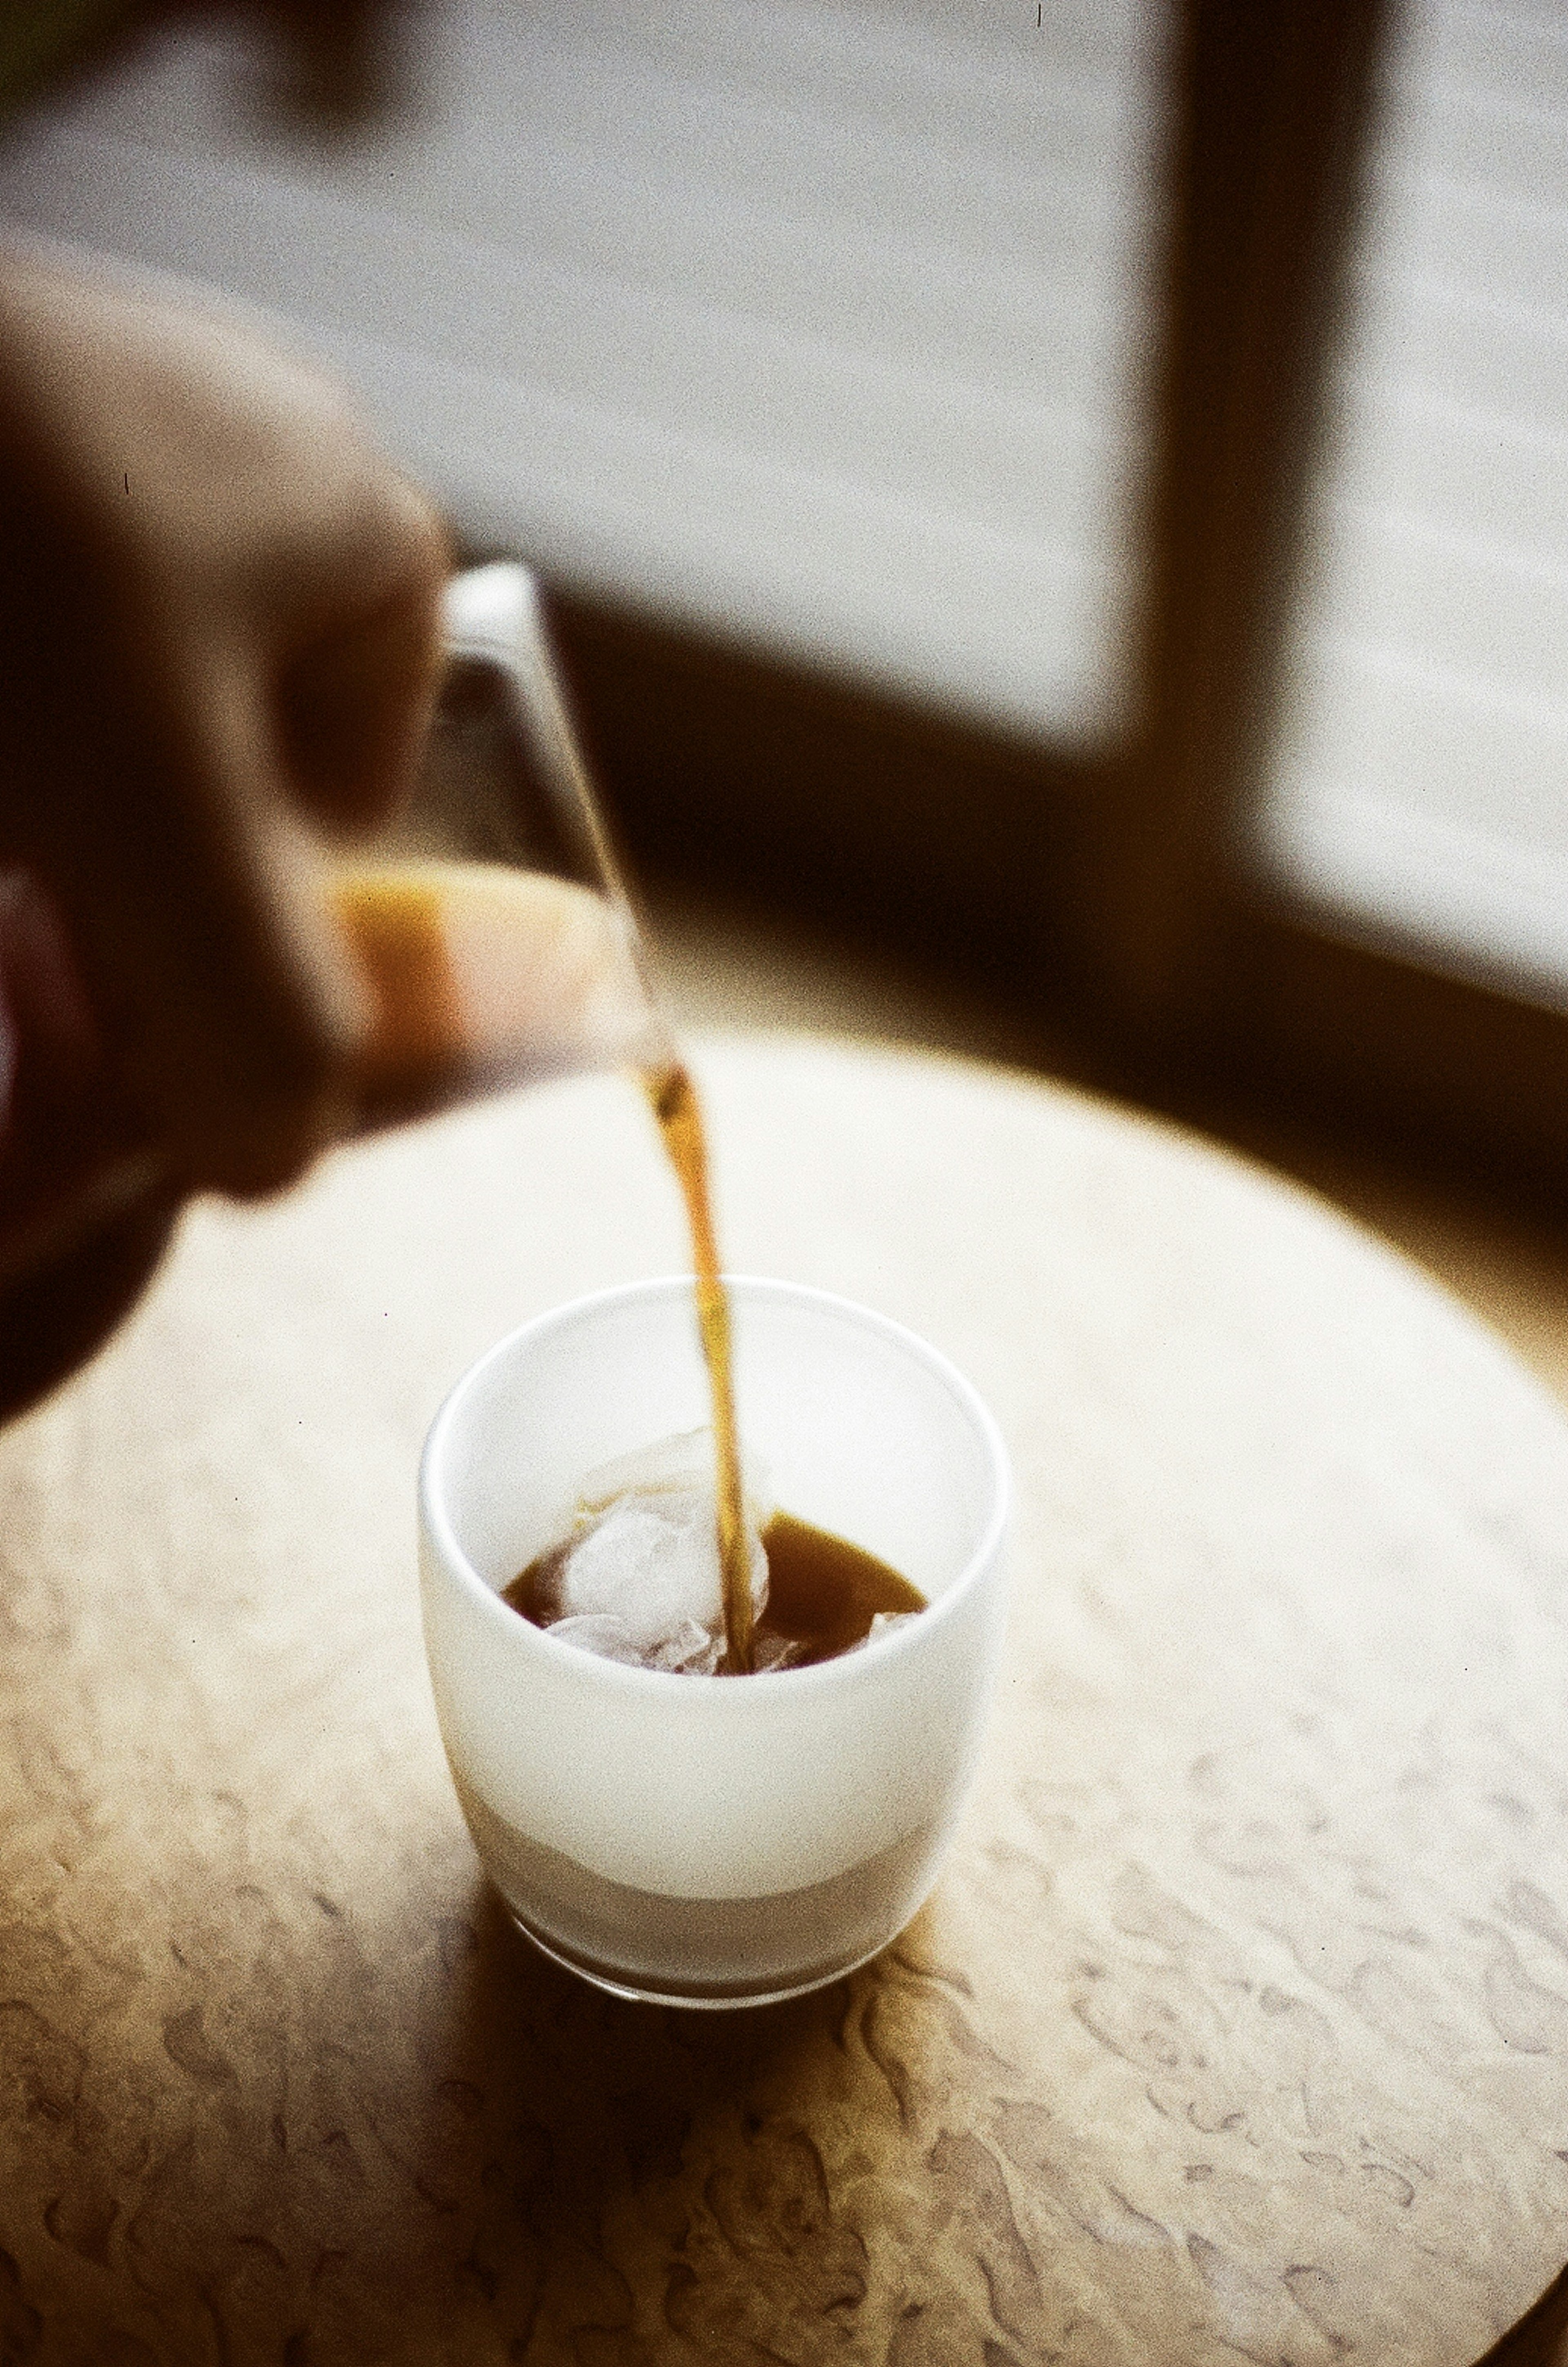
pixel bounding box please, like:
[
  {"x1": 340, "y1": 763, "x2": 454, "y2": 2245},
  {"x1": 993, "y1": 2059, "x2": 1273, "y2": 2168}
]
[{"x1": 1, "y1": 1033, "x2": 1567, "y2": 2365}]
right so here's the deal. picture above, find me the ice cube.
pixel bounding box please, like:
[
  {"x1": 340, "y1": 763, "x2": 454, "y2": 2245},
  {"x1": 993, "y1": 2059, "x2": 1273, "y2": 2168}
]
[
  {"x1": 864, "y1": 1609, "x2": 920, "y2": 1645},
  {"x1": 557, "y1": 1495, "x2": 722, "y2": 1641},
  {"x1": 531, "y1": 1430, "x2": 768, "y2": 1674},
  {"x1": 542, "y1": 1613, "x2": 650, "y2": 1667},
  {"x1": 751, "y1": 1630, "x2": 806, "y2": 1674},
  {"x1": 546, "y1": 1611, "x2": 721, "y2": 1674}
]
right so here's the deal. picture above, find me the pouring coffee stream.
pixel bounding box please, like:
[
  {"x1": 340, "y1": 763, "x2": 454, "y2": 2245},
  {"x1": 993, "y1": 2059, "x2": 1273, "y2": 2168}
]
[{"x1": 641, "y1": 1057, "x2": 754, "y2": 1672}]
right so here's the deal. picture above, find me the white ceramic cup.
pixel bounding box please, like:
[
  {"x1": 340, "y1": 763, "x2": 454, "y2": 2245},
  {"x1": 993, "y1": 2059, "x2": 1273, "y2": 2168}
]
[{"x1": 419, "y1": 1276, "x2": 1010, "y2": 2007}]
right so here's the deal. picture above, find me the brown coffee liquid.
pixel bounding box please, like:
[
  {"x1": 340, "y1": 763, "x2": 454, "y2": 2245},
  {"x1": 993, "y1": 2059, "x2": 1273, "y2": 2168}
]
[
  {"x1": 642, "y1": 1059, "x2": 755, "y2": 1671},
  {"x1": 505, "y1": 1508, "x2": 924, "y2": 1667},
  {"x1": 751, "y1": 1513, "x2": 925, "y2": 1665}
]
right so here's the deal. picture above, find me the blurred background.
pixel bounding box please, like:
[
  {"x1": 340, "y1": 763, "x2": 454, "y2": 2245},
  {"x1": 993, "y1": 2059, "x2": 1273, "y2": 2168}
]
[{"x1": 2, "y1": 0, "x2": 1566, "y2": 1400}]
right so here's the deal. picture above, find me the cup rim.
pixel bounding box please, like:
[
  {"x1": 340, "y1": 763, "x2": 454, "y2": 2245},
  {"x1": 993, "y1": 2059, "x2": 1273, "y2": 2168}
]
[{"x1": 419, "y1": 1274, "x2": 1011, "y2": 1694}]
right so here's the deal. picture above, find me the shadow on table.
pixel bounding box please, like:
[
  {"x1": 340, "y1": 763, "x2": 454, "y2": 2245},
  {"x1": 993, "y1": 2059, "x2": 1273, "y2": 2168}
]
[
  {"x1": 376, "y1": 1885, "x2": 891, "y2": 2361},
  {"x1": 1482, "y1": 2272, "x2": 1568, "y2": 2367}
]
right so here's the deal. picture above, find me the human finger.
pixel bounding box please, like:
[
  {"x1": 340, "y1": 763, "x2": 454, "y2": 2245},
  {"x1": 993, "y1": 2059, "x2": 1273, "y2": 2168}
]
[{"x1": 274, "y1": 516, "x2": 448, "y2": 837}]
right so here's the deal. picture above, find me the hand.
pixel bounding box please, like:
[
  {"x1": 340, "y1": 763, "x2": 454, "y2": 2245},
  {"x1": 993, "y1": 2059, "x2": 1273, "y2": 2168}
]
[{"x1": 0, "y1": 243, "x2": 448, "y2": 1414}]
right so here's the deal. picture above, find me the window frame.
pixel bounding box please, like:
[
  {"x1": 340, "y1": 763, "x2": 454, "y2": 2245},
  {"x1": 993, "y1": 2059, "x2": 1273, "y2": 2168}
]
[{"x1": 552, "y1": 0, "x2": 1568, "y2": 1183}]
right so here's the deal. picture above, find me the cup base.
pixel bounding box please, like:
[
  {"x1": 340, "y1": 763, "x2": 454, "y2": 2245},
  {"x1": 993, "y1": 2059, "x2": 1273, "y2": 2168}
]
[
  {"x1": 456, "y1": 1769, "x2": 945, "y2": 2005},
  {"x1": 504, "y1": 1900, "x2": 898, "y2": 2009}
]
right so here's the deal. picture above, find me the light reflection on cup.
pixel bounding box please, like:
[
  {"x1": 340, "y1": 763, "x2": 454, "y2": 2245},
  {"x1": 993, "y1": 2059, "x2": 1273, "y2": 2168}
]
[{"x1": 419, "y1": 1277, "x2": 1011, "y2": 2008}]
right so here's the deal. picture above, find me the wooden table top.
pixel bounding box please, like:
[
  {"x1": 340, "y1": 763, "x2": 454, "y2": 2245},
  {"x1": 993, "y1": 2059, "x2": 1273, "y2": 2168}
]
[{"x1": 3, "y1": 1032, "x2": 1568, "y2": 2367}]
